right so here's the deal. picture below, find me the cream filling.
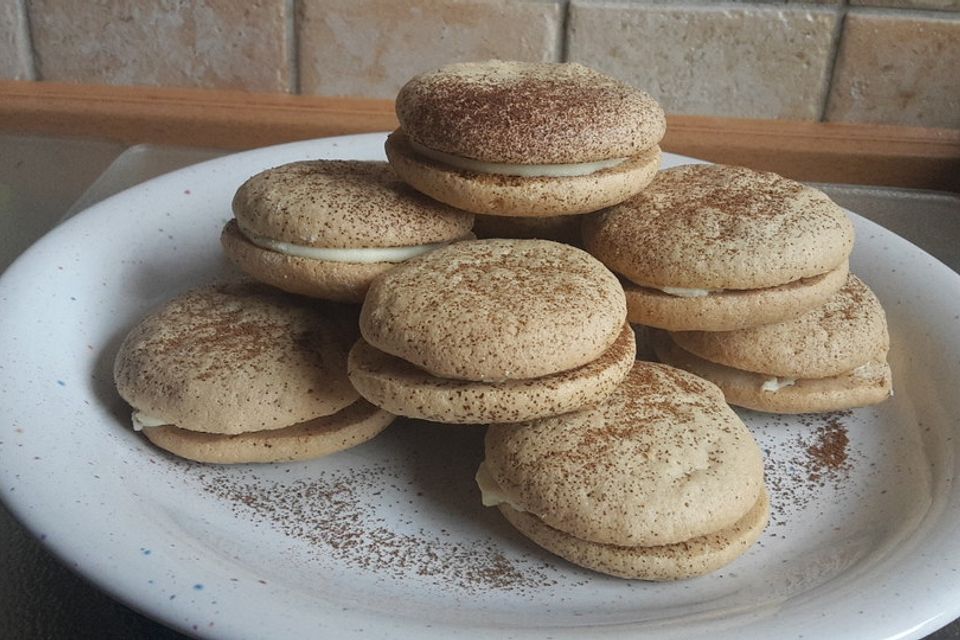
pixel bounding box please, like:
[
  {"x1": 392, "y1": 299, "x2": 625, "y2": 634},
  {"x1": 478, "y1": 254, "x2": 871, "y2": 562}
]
[
  {"x1": 242, "y1": 228, "x2": 455, "y2": 264},
  {"x1": 410, "y1": 139, "x2": 628, "y2": 178},
  {"x1": 635, "y1": 282, "x2": 721, "y2": 297},
  {"x1": 132, "y1": 411, "x2": 171, "y2": 432},
  {"x1": 659, "y1": 286, "x2": 718, "y2": 298},
  {"x1": 475, "y1": 462, "x2": 525, "y2": 511},
  {"x1": 851, "y1": 362, "x2": 884, "y2": 379},
  {"x1": 760, "y1": 362, "x2": 890, "y2": 394},
  {"x1": 851, "y1": 361, "x2": 894, "y2": 396},
  {"x1": 761, "y1": 377, "x2": 797, "y2": 392}
]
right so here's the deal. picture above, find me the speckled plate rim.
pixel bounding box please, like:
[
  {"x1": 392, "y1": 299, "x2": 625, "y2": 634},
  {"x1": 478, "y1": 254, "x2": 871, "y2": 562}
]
[{"x1": 0, "y1": 133, "x2": 959, "y2": 640}]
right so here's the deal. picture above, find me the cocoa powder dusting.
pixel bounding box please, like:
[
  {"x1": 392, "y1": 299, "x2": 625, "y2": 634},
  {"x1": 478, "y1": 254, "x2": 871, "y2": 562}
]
[
  {"x1": 806, "y1": 419, "x2": 850, "y2": 483},
  {"x1": 181, "y1": 424, "x2": 559, "y2": 594},
  {"x1": 760, "y1": 411, "x2": 859, "y2": 529}
]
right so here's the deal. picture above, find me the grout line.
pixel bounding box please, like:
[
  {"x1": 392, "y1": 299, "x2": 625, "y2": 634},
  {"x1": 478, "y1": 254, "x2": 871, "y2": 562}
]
[
  {"x1": 818, "y1": 3, "x2": 848, "y2": 123},
  {"x1": 286, "y1": 0, "x2": 300, "y2": 94},
  {"x1": 16, "y1": 0, "x2": 38, "y2": 81},
  {"x1": 559, "y1": 0, "x2": 572, "y2": 62}
]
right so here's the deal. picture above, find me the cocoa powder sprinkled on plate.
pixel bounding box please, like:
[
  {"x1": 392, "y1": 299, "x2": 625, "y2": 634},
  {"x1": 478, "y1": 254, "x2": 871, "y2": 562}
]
[
  {"x1": 759, "y1": 410, "x2": 859, "y2": 528},
  {"x1": 806, "y1": 416, "x2": 850, "y2": 484},
  {"x1": 180, "y1": 424, "x2": 559, "y2": 594}
]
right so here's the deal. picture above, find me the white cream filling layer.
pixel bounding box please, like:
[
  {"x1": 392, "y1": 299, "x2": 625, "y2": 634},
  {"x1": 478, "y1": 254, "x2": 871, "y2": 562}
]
[
  {"x1": 761, "y1": 377, "x2": 797, "y2": 392},
  {"x1": 132, "y1": 411, "x2": 171, "y2": 431},
  {"x1": 635, "y1": 282, "x2": 721, "y2": 297},
  {"x1": 410, "y1": 139, "x2": 628, "y2": 178},
  {"x1": 659, "y1": 286, "x2": 718, "y2": 298},
  {"x1": 242, "y1": 228, "x2": 454, "y2": 264},
  {"x1": 851, "y1": 362, "x2": 883, "y2": 379},
  {"x1": 475, "y1": 462, "x2": 525, "y2": 511}
]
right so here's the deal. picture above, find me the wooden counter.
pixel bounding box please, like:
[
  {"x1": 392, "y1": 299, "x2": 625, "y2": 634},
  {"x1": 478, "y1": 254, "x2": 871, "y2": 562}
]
[{"x1": 2, "y1": 80, "x2": 959, "y2": 192}]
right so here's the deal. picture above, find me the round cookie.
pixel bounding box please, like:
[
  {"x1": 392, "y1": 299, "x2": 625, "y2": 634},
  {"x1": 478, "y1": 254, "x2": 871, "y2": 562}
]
[
  {"x1": 652, "y1": 275, "x2": 893, "y2": 413},
  {"x1": 386, "y1": 61, "x2": 665, "y2": 217},
  {"x1": 349, "y1": 238, "x2": 632, "y2": 423},
  {"x1": 583, "y1": 164, "x2": 854, "y2": 331},
  {"x1": 222, "y1": 160, "x2": 474, "y2": 303},
  {"x1": 360, "y1": 239, "x2": 626, "y2": 381},
  {"x1": 349, "y1": 323, "x2": 635, "y2": 424},
  {"x1": 478, "y1": 361, "x2": 768, "y2": 579},
  {"x1": 114, "y1": 282, "x2": 394, "y2": 463}
]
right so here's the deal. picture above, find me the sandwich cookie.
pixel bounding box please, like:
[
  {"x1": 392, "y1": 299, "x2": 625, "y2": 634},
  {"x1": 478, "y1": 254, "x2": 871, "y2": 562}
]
[
  {"x1": 222, "y1": 160, "x2": 474, "y2": 303},
  {"x1": 583, "y1": 164, "x2": 854, "y2": 331},
  {"x1": 114, "y1": 282, "x2": 395, "y2": 463},
  {"x1": 386, "y1": 61, "x2": 665, "y2": 217},
  {"x1": 478, "y1": 362, "x2": 768, "y2": 580},
  {"x1": 348, "y1": 239, "x2": 635, "y2": 424},
  {"x1": 652, "y1": 275, "x2": 893, "y2": 413}
]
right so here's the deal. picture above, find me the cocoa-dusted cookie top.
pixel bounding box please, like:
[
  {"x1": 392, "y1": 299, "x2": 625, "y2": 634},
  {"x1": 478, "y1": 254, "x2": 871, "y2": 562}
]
[
  {"x1": 484, "y1": 361, "x2": 765, "y2": 547},
  {"x1": 359, "y1": 239, "x2": 626, "y2": 382},
  {"x1": 114, "y1": 282, "x2": 359, "y2": 434},
  {"x1": 670, "y1": 274, "x2": 890, "y2": 379},
  {"x1": 396, "y1": 61, "x2": 666, "y2": 164},
  {"x1": 232, "y1": 160, "x2": 473, "y2": 248},
  {"x1": 583, "y1": 164, "x2": 854, "y2": 290}
]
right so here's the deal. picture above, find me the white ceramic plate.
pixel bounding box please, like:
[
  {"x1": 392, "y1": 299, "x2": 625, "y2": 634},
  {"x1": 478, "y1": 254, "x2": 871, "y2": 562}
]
[{"x1": 1, "y1": 133, "x2": 959, "y2": 640}]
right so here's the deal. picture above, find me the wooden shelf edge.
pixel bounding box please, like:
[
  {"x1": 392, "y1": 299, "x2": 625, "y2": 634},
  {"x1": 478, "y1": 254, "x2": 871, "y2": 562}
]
[{"x1": 2, "y1": 81, "x2": 958, "y2": 191}]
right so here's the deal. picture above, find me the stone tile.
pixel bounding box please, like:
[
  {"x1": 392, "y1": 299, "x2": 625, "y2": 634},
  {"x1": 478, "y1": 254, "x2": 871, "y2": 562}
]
[
  {"x1": 825, "y1": 11, "x2": 960, "y2": 128},
  {"x1": 852, "y1": 1, "x2": 960, "y2": 11},
  {"x1": 575, "y1": 1, "x2": 843, "y2": 4},
  {"x1": 27, "y1": 0, "x2": 290, "y2": 91},
  {"x1": 567, "y1": 2, "x2": 839, "y2": 120},
  {"x1": 0, "y1": 1, "x2": 33, "y2": 80},
  {"x1": 298, "y1": 0, "x2": 562, "y2": 99}
]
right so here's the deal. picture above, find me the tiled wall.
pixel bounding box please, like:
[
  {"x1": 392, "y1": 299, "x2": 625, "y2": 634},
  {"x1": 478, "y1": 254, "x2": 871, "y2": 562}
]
[{"x1": 2, "y1": 0, "x2": 958, "y2": 128}]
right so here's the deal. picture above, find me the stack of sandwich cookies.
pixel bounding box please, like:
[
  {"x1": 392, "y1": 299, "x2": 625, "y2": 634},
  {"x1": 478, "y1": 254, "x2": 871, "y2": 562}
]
[
  {"x1": 222, "y1": 160, "x2": 474, "y2": 302},
  {"x1": 583, "y1": 164, "x2": 854, "y2": 331},
  {"x1": 652, "y1": 275, "x2": 893, "y2": 413},
  {"x1": 348, "y1": 239, "x2": 636, "y2": 423},
  {"x1": 114, "y1": 282, "x2": 395, "y2": 463},
  {"x1": 386, "y1": 61, "x2": 665, "y2": 217},
  {"x1": 477, "y1": 361, "x2": 769, "y2": 580}
]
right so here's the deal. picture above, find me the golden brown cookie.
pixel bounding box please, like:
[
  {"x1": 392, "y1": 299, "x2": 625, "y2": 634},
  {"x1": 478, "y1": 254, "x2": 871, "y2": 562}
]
[
  {"x1": 652, "y1": 275, "x2": 894, "y2": 413},
  {"x1": 478, "y1": 361, "x2": 768, "y2": 579},
  {"x1": 114, "y1": 282, "x2": 394, "y2": 463},
  {"x1": 583, "y1": 164, "x2": 855, "y2": 331},
  {"x1": 141, "y1": 400, "x2": 395, "y2": 464},
  {"x1": 359, "y1": 239, "x2": 626, "y2": 381},
  {"x1": 350, "y1": 239, "x2": 632, "y2": 423},
  {"x1": 223, "y1": 160, "x2": 473, "y2": 302},
  {"x1": 387, "y1": 61, "x2": 665, "y2": 216},
  {"x1": 498, "y1": 488, "x2": 769, "y2": 580},
  {"x1": 348, "y1": 323, "x2": 635, "y2": 424}
]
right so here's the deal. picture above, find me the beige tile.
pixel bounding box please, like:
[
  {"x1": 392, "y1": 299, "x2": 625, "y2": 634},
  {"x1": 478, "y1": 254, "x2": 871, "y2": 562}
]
[
  {"x1": 584, "y1": 1, "x2": 844, "y2": 4},
  {"x1": 298, "y1": 0, "x2": 562, "y2": 99},
  {"x1": 826, "y1": 12, "x2": 960, "y2": 128},
  {"x1": 28, "y1": 0, "x2": 290, "y2": 91},
  {"x1": 567, "y1": 2, "x2": 839, "y2": 120},
  {"x1": 851, "y1": 1, "x2": 960, "y2": 11},
  {"x1": 0, "y1": 1, "x2": 33, "y2": 80}
]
